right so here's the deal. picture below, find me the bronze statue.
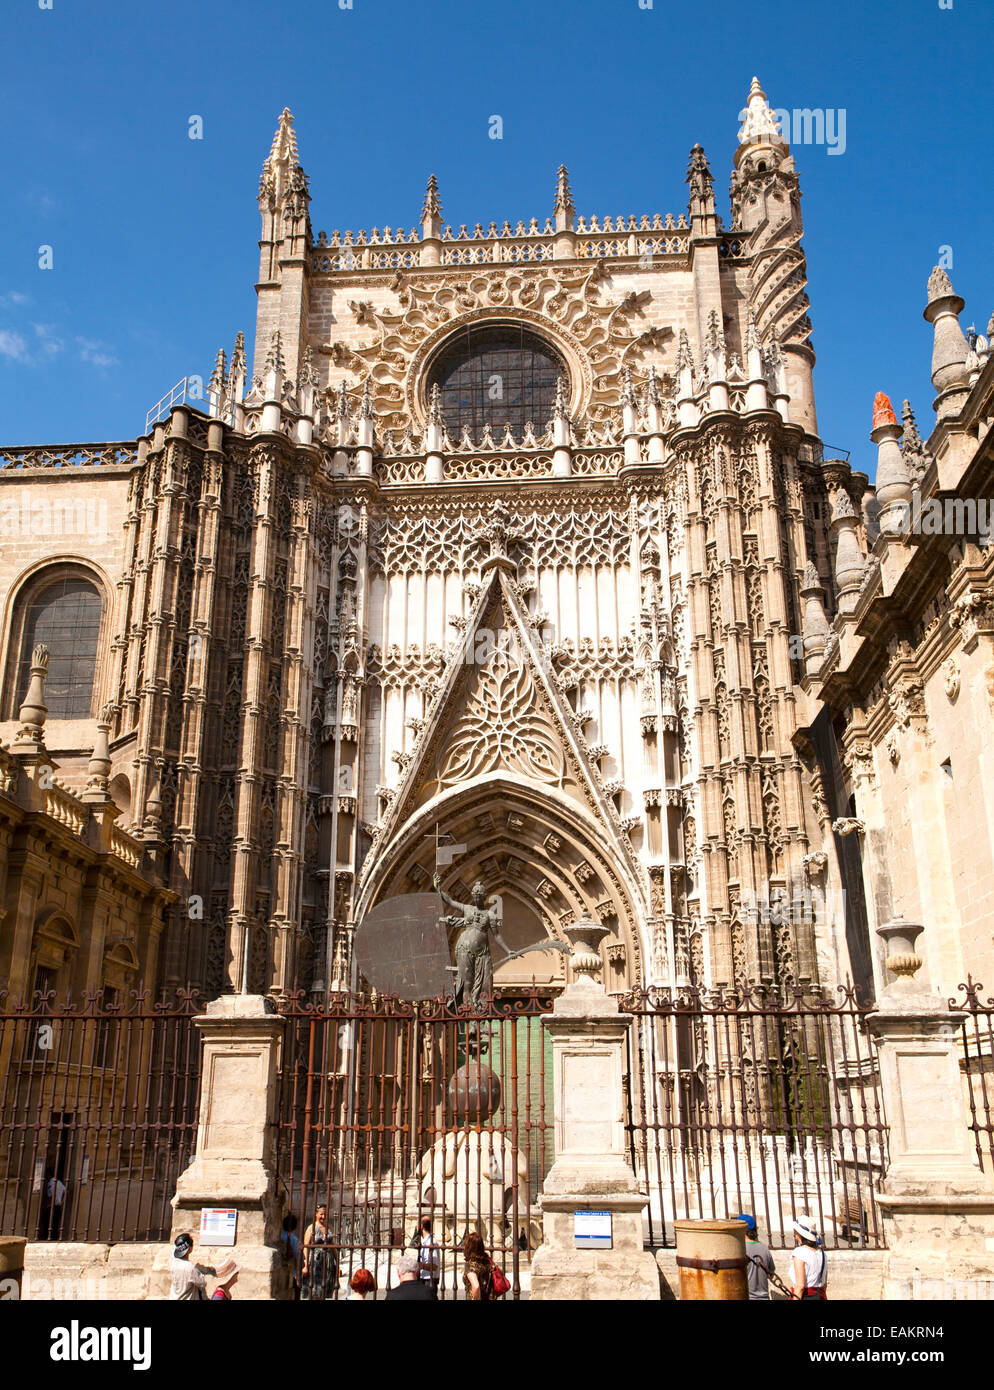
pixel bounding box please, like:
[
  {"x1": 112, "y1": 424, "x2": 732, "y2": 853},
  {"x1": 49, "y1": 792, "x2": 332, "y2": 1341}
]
[
  {"x1": 433, "y1": 874, "x2": 509, "y2": 1008},
  {"x1": 433, "y1": 872, "x2": 571, "y2": 1008}
]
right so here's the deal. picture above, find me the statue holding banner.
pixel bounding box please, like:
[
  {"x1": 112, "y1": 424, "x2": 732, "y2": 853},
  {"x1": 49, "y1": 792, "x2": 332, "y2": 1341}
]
[{"x1": 433, "y1": 873, "x2": 510, "y2": 1009}]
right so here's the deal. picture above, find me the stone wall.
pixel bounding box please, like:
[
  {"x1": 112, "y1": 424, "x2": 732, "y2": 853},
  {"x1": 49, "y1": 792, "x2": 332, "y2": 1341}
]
[{"x1": 23, "y1": 1242, "x2": 161, "y2": 1301}]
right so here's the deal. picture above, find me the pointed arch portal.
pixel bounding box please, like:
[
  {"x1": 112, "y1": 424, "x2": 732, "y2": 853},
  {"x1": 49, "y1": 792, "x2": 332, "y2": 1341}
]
[{"x1": 356, "y1": 775, "x2": 645, "y2": 992}]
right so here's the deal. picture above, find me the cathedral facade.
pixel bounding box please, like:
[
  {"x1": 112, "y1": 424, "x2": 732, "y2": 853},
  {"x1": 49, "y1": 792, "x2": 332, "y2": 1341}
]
[{"x1": 1, "y1": 80, "x2": 991, "y2": 1012}]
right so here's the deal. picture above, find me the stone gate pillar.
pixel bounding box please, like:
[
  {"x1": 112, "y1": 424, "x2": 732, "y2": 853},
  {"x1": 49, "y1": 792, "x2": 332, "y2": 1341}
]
[
  {"x1": 530, "y1": 921, "x2": 660, "y2": 1300},
  {"x1": 866, "y1": 919, "x2": 994, "y2": 1299},
  {"x1": 152, "y1": 995, "x2": 287, "y2": 1300}
]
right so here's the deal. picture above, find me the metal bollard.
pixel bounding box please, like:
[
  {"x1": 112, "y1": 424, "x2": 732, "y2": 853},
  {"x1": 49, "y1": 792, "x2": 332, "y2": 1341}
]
[
  {"x1": 673, "y1": 1219, "x2": 748, "y2": 1301},
  {"x1": 0, "y1": 1237, "x2": 27, "y2": 1300}
]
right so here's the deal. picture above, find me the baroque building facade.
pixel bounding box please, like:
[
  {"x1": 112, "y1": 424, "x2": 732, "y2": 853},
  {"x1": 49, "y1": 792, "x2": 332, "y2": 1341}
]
[{"x1": 1, "y1": 79, "x2": 991, "y2": 1013}]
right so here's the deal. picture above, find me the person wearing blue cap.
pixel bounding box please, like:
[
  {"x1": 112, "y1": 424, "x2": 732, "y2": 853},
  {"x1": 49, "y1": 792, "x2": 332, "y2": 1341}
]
[{"x1": 737, "y1": 1214, "x2": 775, "y2": 1300}]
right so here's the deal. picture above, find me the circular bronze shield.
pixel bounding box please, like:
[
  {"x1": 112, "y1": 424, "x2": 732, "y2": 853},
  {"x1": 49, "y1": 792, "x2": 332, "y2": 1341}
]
[{"x1": 354, "y1": 893, "x2": 451, "y2": 1000}]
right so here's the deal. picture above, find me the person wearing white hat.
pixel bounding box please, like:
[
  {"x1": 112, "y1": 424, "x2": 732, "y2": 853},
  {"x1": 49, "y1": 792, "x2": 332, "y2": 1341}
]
[
  {"x1": 211, "y1": 1259, "x2": 239, "y2": 1301},
  {"x1": 790, "y1": 1216, "x2": 827, "y2": 1300}
]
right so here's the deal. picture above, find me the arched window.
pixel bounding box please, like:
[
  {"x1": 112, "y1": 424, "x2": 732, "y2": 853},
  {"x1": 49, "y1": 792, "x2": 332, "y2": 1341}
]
[
  {"x1": 13, "y1": 573, "x2": 103, "y2": 719},
  {"x1": 428, "y1": 324, "x2": 565, "y2": 439}
]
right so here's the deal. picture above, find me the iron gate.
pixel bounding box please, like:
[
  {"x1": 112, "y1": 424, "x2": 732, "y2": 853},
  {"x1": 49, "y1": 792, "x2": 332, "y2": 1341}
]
[
  {"x1": 273, "y1": 989, "x2": 553, "y2": 1299},
  {"x1": 0, "y1": 987, "x2": 201, "y2": 1243},
  {"x1": 621, "y1": 982, "x2": 890, "y2": 1250},
  {"x1": 955, "y1": 978, "x2": 994, "y2": 1172}
]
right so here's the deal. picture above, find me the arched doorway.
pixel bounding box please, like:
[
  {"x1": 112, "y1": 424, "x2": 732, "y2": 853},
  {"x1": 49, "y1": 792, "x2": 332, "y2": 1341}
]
[{"x1": 355, "y1": 774, "x2": 647, "y2": 995}]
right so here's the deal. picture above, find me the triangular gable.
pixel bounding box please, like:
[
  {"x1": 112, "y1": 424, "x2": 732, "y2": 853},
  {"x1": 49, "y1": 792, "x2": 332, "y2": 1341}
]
[{"x1": 373, "y1": 563, "x2": 641, "y2": 885}]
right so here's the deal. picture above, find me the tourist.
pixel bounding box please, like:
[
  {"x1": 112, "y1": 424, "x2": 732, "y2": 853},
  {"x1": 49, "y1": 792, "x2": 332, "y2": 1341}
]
[
  {"x1": 737, "y1": 1212, "x2": 775, "y2": 1300},
  {"x1": 461, "y1": 1231, "x2": 494, "y2": 1302},
  {"x1": 168, "y1": 1233, "x2": 216, "y2": 1301},
  {"x1": 301, "y1": 1205, "x2": 339, "y2": 1300},
  {"x1": 281, "y1": 1213, "x2": 300, "y2": 1298},
  {"x1": 790, "y1": 1215, "x2": 827, "y2": 1300},
  {"x1": 415, "y1": 1216, "x2": 441, "y2": 1292},
  {"x1": 347, "y1": 1268, "x2": 376, "y2": 1301},
  {"x1": 211, "y1": 1259, "x2": 239, "y2": 1300},
  {"x1": 385, "y1": 1253, "x2": 437, "y2": 1301},
  {"x1": 42, "y1": 1174, "x2": 67, "y2": 1239}
]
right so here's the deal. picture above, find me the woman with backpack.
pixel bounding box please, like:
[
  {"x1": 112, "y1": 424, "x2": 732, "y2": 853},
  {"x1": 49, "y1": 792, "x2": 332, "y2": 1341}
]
[
  {"x1": 462, "y1": 1231, "x2": 494, "y2": 1301},
  {"x1": 461, "y1": 1231, "x2": 510, "y2": 1300}
]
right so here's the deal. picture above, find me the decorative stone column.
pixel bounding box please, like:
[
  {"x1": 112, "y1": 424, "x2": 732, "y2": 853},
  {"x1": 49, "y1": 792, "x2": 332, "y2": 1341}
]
[
  {"x1": 152, "y1": 995, "x2": 287, "y2": 1300},
  {"x1": 866, "y1": 919, "x2": 994, "y2": 1298},
  {"x1": 530, "y1": 921, "x2": 660, "y2": 1300}
]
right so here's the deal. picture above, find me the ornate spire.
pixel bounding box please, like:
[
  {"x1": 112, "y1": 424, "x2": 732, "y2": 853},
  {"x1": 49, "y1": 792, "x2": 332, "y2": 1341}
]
[
  {"x1": 299, "y1": 343, "x2": 316, "y2": 387},
  {"x1": 421, "y1": 174, "x2": 442, "y2": 221},
  {"x1": 269, "y1": 108, "x2": 299, "y2": 167},
  {"x1": 745, "y1": 308, "x2": 762, "y2": 353},
  {"x1": 420, "y1": 173, "x2": 443, "y2": 243},
  {"x1": 264, "y1": 329, "x2": 285, "y2": 376},
  {"x1": 706, "y1": 309, "x2": 726, "y2": 354},
  {"x1": 677, "y1": 328, "x2": 695, "y2": 373},
  {"x1": 553, "y1": 374, "x2": 570, "y2": 420},
  {"x1": 901, "y1": 399, "x2": 922, "y2": 451},
  {"x1": 554, "y1": 164, "x2": 575, "y2": 231},
  {"x1": 207, "y1": 347, "x2": 228, "y2": 420},
  {"x1": 646, "y1": 364, "x2": 662, "y2": 408},
  {"x1": 622, "y1": 364, "x2": 638, "y2": 407},
  {"x1": 259, "y1": 108, "x2": 301, "y2": 209},
  {"x1": 337, "y1": 381, "x2": 350, "y2": 420},
  {"x1": 428, "y1": 381, "x2": 445, "y2": 427},
  {"x1": 283, "y1": 162, "x2": 311, "y2": 222},
  {"x1": 228, "y1": 331, "x2": 246, "y2": 404},
  {"x1": 901, "y1": 399, "x2": 931, "y2": 484},
  {"x1": 360, "y1": 378, "x2": 373, "y2": 420},
  {"x1": 685, "y1": 144, "x2": 714, "y2": 203},
  {"x1": 208, "y1": 348, "x2": 228, "y2": 395},
  {"x1": 737, "y1": 76, "x2": 785, "y2": 148}
]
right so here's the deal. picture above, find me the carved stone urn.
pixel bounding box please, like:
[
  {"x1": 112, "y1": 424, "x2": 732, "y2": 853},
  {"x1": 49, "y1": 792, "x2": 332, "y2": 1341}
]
[
  {"x1": 876, "y1": 917, "x2": 926, "y2": 998},
  {"x1": 563, "y1": 919, "x2": 610, "y2": 991}
]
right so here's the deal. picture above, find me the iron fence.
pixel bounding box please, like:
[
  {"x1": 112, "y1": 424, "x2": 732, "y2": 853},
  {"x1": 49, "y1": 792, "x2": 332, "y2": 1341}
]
[
  {"x1": 273, "y1": 989, "x2": 553, "y2": 1300},
  {"x1": 953, "y1": 979, "x2": 994, "y2": 1173},
  {"x1": 0, "y1": 987, "x2": 202, "y2": 1243},
  {"x1": 620, "y1": 982, "x2": 889, "y2": 1250}
]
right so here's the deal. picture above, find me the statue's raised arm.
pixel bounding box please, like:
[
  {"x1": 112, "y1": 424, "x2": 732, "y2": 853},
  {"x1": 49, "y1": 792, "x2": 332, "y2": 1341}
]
[{"x1": 432, "y1": 871, "x2": 467, "y2": 914}]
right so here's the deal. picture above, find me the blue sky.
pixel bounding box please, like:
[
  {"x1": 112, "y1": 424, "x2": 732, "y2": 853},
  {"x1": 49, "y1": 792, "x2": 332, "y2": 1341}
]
[{"x1": 1, "y1": 0, "x2": 991, "y2": 476}]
